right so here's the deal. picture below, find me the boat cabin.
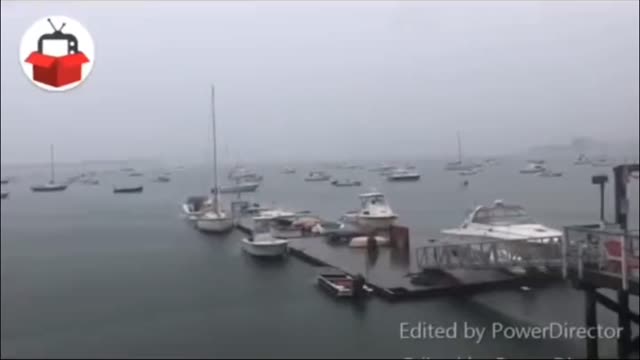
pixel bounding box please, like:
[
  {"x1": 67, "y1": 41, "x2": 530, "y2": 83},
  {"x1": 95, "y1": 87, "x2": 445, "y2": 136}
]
[
  {"x1": 465, "y1": 200, "x2": 535, "y2": 227},
  {"x1": 359, "y1": 193, "x2": 388, "y2": 208}
]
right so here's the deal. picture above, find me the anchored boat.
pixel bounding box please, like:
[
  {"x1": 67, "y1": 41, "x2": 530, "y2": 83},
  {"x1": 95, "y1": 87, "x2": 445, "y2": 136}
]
[
  {"x1": 387, "y1": 168, "x2": 421, "y2": 181},
  {"x1": 520, "y1": 163, "x2": 546, "y2": 174},
  {"x1": 305, "y1": 171, "x2": 331, "y2": 182},
  {"x1": 113, "y1": 186, "x2": 143, "y2": 194},
  {"x1": 31, "y1": 145, "x2": 68, "y2": 193},
  {"x1": 331, "y1": 179, "x2": 362, "y2": 187},
  {"x1": 195, "y1": 85, "x2": 234, "y2": 234},
  {"x1": 342, "y1": 192, "x2": 397, "y2": 230},
  {"x1": 241, "y1": 233, "x2": 289, "y2": 258}
]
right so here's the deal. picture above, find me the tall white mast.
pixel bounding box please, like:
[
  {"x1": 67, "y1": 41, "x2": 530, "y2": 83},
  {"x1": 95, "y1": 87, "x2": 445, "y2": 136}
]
[{"x1": 211, "y1": 85, "x2": 220, "y2": 213}]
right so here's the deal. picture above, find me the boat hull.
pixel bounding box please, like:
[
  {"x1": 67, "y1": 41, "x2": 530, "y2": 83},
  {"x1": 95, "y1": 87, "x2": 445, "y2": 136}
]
[
  {"x1": 215, "y1": 182, "x2": 260, "y2": 194},
  {"x1": 196, "y1": 217, "x2": 234, "y2": 233},
  {"x1": 241, "y1": 238, "x2": 289, "y2": 258},
  {"x1": 113, "y1": 187, "x2": 143, "y2": 194},
  {"x1": 31, "y1": 184, "x2": 68, "y2": 192},
  {"x1": 355, "y1": 216, "x2": 397, "y2": 230},
  {"x1": 387, "y1": 175, "x2": 420, "y2": 181}
]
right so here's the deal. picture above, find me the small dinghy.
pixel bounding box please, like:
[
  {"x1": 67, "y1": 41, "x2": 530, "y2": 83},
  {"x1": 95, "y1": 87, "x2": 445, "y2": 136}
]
[
  {"x1": 316, "y1": 269, "x2": 372, "y2": 299},
  {"x1": 242, "y1": 233, "x2": 289, "y2": 258},
  {"x1": 331, "y1": 179, "x2": 362, "y2": 187},
  {"x1": 113, "y1": 186, "x2": 143, "y2": 194},
  {"x1": 80, "y1": 178, "x2": 100, "y2": 185},
  {"x1": 153, "y1": 175, "x2": 171, "y2": 183}
]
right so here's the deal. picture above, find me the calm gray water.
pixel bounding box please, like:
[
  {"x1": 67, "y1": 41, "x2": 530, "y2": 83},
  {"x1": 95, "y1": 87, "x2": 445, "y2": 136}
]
[{"x1": 1, "y1": 158, "x2": 638, "y2": 358}]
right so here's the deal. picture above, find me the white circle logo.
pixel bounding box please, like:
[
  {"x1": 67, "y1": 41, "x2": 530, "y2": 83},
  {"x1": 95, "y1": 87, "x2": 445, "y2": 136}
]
[{"x1": 19, "y1": 16, "x2": 95, "y2": 92}]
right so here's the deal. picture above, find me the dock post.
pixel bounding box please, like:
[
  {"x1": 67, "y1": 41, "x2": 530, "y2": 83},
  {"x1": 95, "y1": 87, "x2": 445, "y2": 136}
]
[
  {"x1": 617, "y1": 289, "x2": 631, "y2": 359},
  {"x1": 585, "y1": 286, "x2": 599, "y2": 359}
]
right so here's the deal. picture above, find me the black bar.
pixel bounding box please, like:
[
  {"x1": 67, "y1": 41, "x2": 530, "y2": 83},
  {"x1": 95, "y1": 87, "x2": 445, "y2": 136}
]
[
  {"x1": 593, "y1": 290, "x2": 640, "y2": 324},
  {"x1": 585, "y1": 287, "x2": 599, "y2": 359},
  {"x1": 618, "y1": 290, "x2": 631, "y2": 359}
]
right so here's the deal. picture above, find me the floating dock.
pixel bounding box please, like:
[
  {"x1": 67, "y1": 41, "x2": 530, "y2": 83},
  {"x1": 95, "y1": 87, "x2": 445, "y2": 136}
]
[{"x1": 287, "y1": 235, "x2": 560, "y2": 302}]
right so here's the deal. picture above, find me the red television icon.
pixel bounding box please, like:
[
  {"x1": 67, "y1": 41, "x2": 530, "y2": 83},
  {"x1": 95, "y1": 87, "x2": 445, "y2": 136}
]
[{"x1": 24, "y1": 18, "x2": 90, "y2": 88}]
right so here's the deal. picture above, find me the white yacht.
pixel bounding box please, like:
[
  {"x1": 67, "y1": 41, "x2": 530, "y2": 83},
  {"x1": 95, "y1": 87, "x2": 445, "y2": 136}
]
[
  {"x1": 520, "y1": 163, "x2": 546, "y2": 174},
  {"x1": 304, "y1": 171, "x2": 331, "y2": 182},
  {"x1": 442, "y1": 200, "x2": 562, "y2": 244},
  {"x1": 241, "y1": 233, "x2": 289, "y2": 258},
  {"x1": 342, "y1": 192, "x2": 397, "y2": 230},
  {"x1": 194, "y1": 85, "x2": 234, "y2": 234},
  {"x1": 574, "y1": 154, "x2": 591, "y2": 165},
  {"x1": 252, "y1": 209, "x2": 298, "y2": 233},
  {"x1": 387, "y1": 168, "x2": 421, "y2": 181}
]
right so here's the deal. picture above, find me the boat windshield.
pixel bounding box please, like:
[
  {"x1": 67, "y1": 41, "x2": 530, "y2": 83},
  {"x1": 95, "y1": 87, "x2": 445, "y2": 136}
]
[
  {"x1": 362, "y1": 195, "x2": 387, "y2": 207},
  {"x1": 472, "y1": 205, "x2": 534, "y2": 225}
]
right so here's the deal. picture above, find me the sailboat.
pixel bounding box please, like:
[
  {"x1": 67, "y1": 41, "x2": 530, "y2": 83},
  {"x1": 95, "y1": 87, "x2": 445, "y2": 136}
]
[
  {"x1": 31, "y1": 145, "x2": 68, "y2": 192},
  {"x1": 195, "y1": 85, "x2": 234, "y2": 233},
  {"x1": 444, "y1": 132, "x2": 479, "y2": 172}
]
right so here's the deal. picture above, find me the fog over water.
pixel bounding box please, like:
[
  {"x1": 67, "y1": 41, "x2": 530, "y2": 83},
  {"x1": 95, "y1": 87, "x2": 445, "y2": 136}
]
[{"x1": 1, "y1": 1, "x2": 638, "y2": 165}]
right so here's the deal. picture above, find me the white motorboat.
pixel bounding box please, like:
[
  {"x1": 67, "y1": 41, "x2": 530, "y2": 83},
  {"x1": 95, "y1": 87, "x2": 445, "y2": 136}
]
[
  {"x1": 459, "y1": 168, "x2": 481, "y2": 176},
  {"x1": 305, "y1": 171, "x2": 331, "y2": 182},
  {"x1": 574, "y1": 154, "x2": 591, "y2": 165},
  {"x1": 538, "y1": 170, "x2": 563, "y2": 178},
  {"x1": 442, "y1": 200, "x2": 563, "y2": 244},
  {"x1": 520, "y1": 163, "x2": 546, "y2": 174},
  {"x1": 369, "y1": 164, "x2": 396, "y2": 172},
  {"x1": 214, "y1": 181, "x2": 260, "y2": 194},
  {"x1": 331, "y1": 179, "x2": 362, "y2": 187},
  {"x1": 342, "y1": 192, "x2": 397, "y2": 230},
  {"x1": 349, "y1": 235, "x2": 391, "y2": 248},
  {"x1": 241, "y1": 233, "x2": 289, "y2": 258},
  {"x1": 387, "y1": 168, "x2": 421, "y2": 181},
  {"x1": 31, "y1": 145, "x2": 68, "y2": 193},
  {"x1": 441, "y1": 200, "x2": 562, "y2": 273},
  {"x1": 194, "y1": 85, "x2": 234, "y2": 234},
  {"x1": 253, "y1": 209, "x2": 298, "y2": 233}
]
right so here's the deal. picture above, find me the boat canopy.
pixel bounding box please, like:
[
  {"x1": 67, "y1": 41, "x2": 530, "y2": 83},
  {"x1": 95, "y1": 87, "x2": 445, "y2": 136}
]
[{"x1": 470, "y1": 201, "x2": 535, "y2": 226}]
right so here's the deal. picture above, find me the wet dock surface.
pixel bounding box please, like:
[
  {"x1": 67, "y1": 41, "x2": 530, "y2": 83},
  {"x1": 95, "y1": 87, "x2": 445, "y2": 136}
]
[{"x1": 287, "y1": 236, "x2": 556, "y2": 300}]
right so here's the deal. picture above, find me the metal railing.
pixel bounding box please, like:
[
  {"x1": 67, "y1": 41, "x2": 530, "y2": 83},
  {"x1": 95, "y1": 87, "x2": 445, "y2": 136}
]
[
  {"x1": 416, "y1": 236, "x2": 564, "y2": 271},
  {"x1": 563, "y1": 225, "x2": 640, "y2": 291}
]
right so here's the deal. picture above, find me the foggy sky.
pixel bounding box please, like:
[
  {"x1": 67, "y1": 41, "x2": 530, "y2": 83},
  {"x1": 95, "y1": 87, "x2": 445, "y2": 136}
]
[{"x1": 1, "y1": 1, "x2": 638, "y2": 165}]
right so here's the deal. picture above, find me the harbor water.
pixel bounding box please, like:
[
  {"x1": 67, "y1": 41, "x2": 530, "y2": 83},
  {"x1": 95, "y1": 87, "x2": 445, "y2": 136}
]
[{"x1": 1, "y1": 158, "x2": 638, "y2": 358}]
